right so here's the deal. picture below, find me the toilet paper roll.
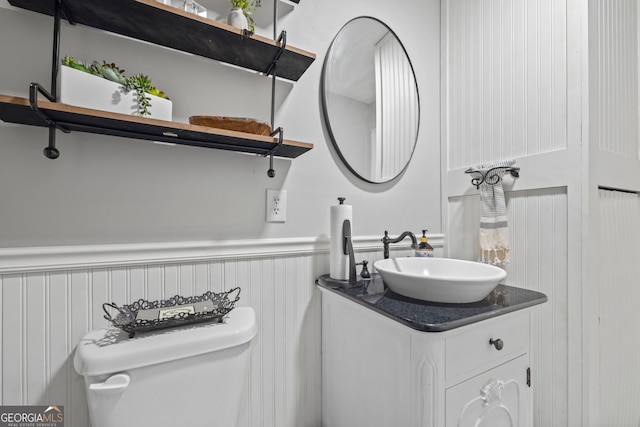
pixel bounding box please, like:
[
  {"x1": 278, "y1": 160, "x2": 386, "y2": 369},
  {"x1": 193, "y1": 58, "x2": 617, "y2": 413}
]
[{"x1": 330, "y1": 201, "x2": 353, "y2": 280}]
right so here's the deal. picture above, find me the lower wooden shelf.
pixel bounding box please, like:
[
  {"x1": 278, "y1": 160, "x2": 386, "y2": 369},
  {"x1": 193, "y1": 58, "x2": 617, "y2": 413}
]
[{"x1": 0, "y1": 94, "x2": 313, "y2": 159}]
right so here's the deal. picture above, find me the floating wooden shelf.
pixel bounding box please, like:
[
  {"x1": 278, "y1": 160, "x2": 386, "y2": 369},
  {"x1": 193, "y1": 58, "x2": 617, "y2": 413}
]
[
  {"x1": 3, "y1": 0, "x2": 315, "y2": 170},
  {"x1": 0, "y1": 95, "x2": 313, "y2": 158},
  {"x1": 8, "y1": 0, "x2": 315, "y2": 81}
]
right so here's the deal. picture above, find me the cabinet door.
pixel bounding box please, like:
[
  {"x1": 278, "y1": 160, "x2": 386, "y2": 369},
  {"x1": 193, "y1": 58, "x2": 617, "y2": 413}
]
[{"x1": 445, "y1": 355, "x2": 530, "y2": 427}]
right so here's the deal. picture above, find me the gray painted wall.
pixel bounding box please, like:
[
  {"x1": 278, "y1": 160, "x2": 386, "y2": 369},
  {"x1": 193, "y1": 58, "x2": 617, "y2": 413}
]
[{"x1": 0, "y1": 0, "x2": 441, "y2": 248}]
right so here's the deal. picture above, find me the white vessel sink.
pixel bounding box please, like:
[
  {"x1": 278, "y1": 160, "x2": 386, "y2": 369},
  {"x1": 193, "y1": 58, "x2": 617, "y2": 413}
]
[{"x1": 373, "y1": 257, "x2": 506, "y2": 303}]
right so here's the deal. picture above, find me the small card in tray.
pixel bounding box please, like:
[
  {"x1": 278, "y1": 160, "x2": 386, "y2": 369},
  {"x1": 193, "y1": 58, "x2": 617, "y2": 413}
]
[
  {"x1": 103, "y1": 288, "x2": 240, "y2": 338},
  {"x1": 136, "y1": 300, "x2": 216, "y2": 321}
]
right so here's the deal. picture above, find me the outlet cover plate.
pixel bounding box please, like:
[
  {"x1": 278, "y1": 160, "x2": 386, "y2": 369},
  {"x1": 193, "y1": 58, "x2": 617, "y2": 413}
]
[{"x1": 266, "y1": 189, "x2": 286, "y2": 223}]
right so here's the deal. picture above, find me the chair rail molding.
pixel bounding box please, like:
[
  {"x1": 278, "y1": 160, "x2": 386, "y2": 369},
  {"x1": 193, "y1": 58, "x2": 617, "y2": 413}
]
[{"x1": 0, "y1": 234, "x2": 445, "y2": 274}]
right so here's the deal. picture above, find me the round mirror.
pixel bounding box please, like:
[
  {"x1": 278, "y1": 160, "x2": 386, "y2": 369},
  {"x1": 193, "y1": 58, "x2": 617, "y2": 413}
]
[{"x1": 321, "y1": 17, "x2": 420, "y2": 183}]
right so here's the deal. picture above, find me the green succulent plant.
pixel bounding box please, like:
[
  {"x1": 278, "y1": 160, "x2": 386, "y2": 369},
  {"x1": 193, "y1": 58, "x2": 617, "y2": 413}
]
[
  {"x1": 230, "y1": 0, "x2": 260, "y2": 13},
  {"x1": 230, "y1": 0, "x2": 261, "y2": 32},
  {"x1": 61, "y1": 56, "x2": 168, "y2": 116},
  {"x1": 62, "y1": 55, "x2": 91, "y2": 74},
  {"x1": 90, "y1": 61, "x2": 127, "y2": 85},
  {"x1": 122, "y1": 74, "x2": 154, "y2": 116}
]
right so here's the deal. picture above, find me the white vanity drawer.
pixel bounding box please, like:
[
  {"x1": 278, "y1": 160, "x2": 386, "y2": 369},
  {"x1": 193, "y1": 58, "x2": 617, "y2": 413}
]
[{"x1": 445, "y1": 311, "x2": 529, "y2": 381}]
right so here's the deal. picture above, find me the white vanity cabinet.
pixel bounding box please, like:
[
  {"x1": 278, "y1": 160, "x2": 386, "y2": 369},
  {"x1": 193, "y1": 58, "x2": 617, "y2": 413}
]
[
  {"x1": 444, "y1": 310, "x2": 531, "y2": 427},
  {"x1": 445, "y1": 354, "x2": 529, "y2": 426},
  {"x1": 319, "y1": 285, "x2": 539, "y2": 427}
]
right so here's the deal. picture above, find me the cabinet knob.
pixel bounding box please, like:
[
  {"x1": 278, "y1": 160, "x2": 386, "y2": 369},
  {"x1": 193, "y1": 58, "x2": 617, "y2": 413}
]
[{"x1": 489, "y1": 338, "x2": 504, "y2": 350}]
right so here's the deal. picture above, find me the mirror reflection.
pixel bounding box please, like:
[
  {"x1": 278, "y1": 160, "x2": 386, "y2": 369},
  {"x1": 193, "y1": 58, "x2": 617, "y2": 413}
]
[{"x1": 322, "y1": 17, "x2": 420, "y2": 183}]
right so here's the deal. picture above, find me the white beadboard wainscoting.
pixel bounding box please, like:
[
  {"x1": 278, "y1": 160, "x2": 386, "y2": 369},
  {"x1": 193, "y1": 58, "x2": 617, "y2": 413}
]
[
  {"x1": 589, "y1": 0, "x2": 640, "y2": 424},
  {"x1": 0, "y1": 235, "x2": 443, "y2": 427},
  {"x1": 595, "y1": 189, "x2": 640, "y2": 425},
  {"x1": 447, "y1": 187, "x2": 568, "y2": 427}
]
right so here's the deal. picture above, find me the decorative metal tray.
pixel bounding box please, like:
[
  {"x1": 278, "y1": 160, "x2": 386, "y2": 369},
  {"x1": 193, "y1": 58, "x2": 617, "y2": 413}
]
[{"x1": 103, "y1": 288, "x2": 241, "y2": 338}]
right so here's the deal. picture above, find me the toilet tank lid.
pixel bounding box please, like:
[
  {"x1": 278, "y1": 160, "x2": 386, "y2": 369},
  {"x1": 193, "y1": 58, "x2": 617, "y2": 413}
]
[{"x1": 73, "y1": 306, "x2": 257, "y2": 376}]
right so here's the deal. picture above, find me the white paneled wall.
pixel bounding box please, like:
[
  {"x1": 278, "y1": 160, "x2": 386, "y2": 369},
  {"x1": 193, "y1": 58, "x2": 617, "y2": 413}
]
[
  {"x1": 507, "y1": 188, "x2": 568, "y2": 427},
  {"x1": 445, "y1": 0, "x2": 640, "y2": 425},
  {"x1": 589, "y1": 1, "x2": 640, "y2": 425},
  {"x1": 593, "y1": 0, "x2": 639, "y2": 158},
  {"x1": 448, "y1": 187, "x2": 568, "y2": 426},
  {"x1": 444, "y1": 1, "x2": 575, "y2": 424},
  {"x1": 0, "y1": 238, "x2": 428, "y2": 427},
  {"x1": 596, "y1": 189, "x2": 640, "y2": 425},
  {"x1": 0, "y1": 251, "x2": 326, "y2": 427},
  {"x1": 444, "y1": 0, "x2": 567, "y2": 169}
]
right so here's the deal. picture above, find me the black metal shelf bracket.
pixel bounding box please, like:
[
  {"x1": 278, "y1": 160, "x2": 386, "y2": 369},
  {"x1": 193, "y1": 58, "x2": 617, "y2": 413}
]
[
  {"x1": 264, "y1": 27, "x2": 287, "y2": 178},
  {"x1": 51, "y1": 0, "x2": 75, "y2": 96},
  {"x1": 265, "y1": 127, "x2": 284, "y2": 178},
  {"x1": 34, "y1": 0, "x2": 76, "y2": 159},
  {"x1": 465, "y1": 166, "x2": 520, "y2": 189},
  {"x1": 265, "y1": 30, "x2": 287, "y2": 77},
  {"x1": 29, "y1": 82, "x2": 70, "y2": 159}
]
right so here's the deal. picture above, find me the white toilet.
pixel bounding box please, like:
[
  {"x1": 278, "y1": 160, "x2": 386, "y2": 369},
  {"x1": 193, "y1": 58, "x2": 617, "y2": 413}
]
[{"x1": 74, "y1": 306, "x2": 257, "y2": 427}]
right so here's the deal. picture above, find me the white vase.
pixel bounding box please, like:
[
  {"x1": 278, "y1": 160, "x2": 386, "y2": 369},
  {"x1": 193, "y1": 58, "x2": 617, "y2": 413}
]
[{"x1": 227, "y1": 7, "x2": 248, "y2": 30}]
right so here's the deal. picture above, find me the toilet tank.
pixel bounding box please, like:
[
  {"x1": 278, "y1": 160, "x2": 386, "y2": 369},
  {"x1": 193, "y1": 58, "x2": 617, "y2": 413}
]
[{"x1": 74, "y1": 306, "x2": 257, "y2": 427}]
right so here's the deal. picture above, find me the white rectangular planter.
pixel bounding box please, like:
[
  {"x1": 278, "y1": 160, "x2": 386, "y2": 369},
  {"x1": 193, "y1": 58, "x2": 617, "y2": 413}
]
[{"x1": 59, "y1": 65, "x2": 172, "y2": 121}]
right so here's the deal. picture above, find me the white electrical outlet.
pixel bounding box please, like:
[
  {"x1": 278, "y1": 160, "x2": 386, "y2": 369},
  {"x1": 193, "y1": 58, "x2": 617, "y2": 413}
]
[{"x1": 266, "y1": 189, "x2": 287, "y2": 223}]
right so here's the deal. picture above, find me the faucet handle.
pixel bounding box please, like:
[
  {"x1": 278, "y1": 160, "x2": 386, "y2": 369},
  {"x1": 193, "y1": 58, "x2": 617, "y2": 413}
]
[{"x1": 357, "y1": 260, "x2": 370, "y2": 279}]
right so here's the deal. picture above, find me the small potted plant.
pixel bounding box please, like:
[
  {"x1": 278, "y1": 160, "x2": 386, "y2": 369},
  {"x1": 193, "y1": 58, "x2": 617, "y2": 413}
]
[
  {"x1": 227, "y1": 0, "x2": 261, "y2": 33},
  {"x1": 60, "y1": 55, "x2": 171, "y2": 120}
]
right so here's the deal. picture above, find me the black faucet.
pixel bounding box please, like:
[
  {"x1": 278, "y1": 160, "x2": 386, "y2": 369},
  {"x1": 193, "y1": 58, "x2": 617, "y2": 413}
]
[
  {"x1": 382, "y1": 231, "x2": 417, "y2": 259},
  {"x1": 343, "y1": 219, "x2": 357, "y2": 284}
]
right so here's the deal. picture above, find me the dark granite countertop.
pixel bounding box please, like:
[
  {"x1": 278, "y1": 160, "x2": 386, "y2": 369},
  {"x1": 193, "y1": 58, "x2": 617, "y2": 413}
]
[{"x1": 317, "y1": 274, "x2": 547, "y2": 332}]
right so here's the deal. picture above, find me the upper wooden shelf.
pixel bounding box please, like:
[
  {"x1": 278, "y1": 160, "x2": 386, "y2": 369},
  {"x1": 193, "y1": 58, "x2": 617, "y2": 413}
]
[
  {"x1": 0, "y1": 95, "x2": 313, "y2": 158},
  {"x1": 7, "y1": 0, "x2": 315, "y2": 81}
]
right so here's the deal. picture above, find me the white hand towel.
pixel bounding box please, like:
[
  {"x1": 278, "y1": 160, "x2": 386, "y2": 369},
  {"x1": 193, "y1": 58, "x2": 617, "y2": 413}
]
[{"x1": 471, "y1": 159, "x2": 515, "y2": 265}]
